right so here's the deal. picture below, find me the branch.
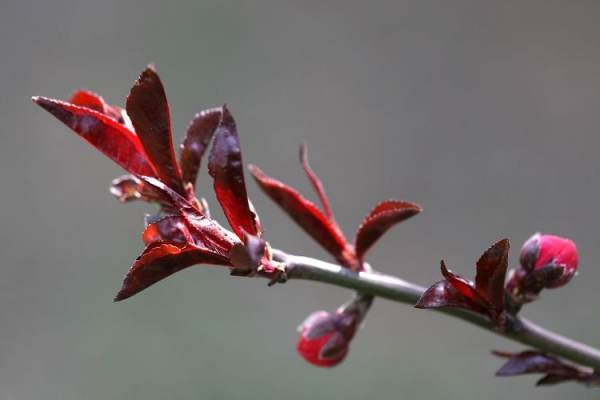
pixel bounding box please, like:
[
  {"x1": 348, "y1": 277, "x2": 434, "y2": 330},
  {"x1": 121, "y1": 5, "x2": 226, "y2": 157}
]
[{"x1": 271, "y1": 249, "x2": 600, "y2": 371}]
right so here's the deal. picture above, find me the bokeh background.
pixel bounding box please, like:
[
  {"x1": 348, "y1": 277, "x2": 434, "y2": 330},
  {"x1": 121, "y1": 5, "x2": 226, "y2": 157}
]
[{"x1": 2, "y1": 1, "x2": 600, "y2": 399}]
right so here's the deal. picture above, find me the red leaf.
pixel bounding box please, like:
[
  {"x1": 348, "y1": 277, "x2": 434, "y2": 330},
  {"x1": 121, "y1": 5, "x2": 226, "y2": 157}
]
[
  {"x1": 180, "y1": 107, "x2": 222, "y2": 189},
  {"x1": 114, "y1": 242, "x2": 230, "y2": 301},
  {"x1": 415, "y1": 261, "x2": 489, "y2": 314},
  {"x1": 249, "y1": 164, "x2": 353, "y2": 268},
  {"x1": 475, "y1": 239, "x2": 509, "y2": 312},
  {"x1": 299, "y1": 144, "x2": 334, "y2": 219},
  {"x1": 415, "y1": 280, "x2": 486, "y2": 313},
  {"x1": 69, "y1": 89, "x2": 105, "y2": 113},
  {"x1": 32, "y1": 96, "x2": 155, "y2": 177},
  {"x1": 441, "y1": 261, "x2": 486, "y2": 305},
  {"x1": 126, "y1": 66, "x2": 185, "y2": 194},
  {"x1": 207, "y1": 105, "x2": 259, "y2": 239},
  {"x1": 136, "y1": 176, "x2": 239, "y2": 253},
  {"x1": 142, "y1": 216, "x2": 192, "y2": 246},
  {"x1": 354, "y1": 200, "x2": 421, "y2": 261},
  {"x1": 69, "y1": 89, "x2": 129, "y2": 125}
]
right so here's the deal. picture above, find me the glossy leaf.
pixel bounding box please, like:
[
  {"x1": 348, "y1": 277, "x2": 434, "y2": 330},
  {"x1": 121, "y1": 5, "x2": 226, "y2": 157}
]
[
  {"x1": 69, "y1": 89, "x2": 105, "y2": 113},
  {"x1": 249, "y1": 164, "x2": 352, "y2": 267},
  {"x1": 126, "y1": 66, "x2": 185, "y2": 194},
  {"x1": 441, "y1": 261, "x2": 486, "y2": 305},
  {"x1": 415, "y1": 261, "x2": 489, "y2": 314},
  {"x1": 475, "y1": 239, "x2": 509, "y2": 311},
  {"x1": 208, "y1": 105, "x2": 259, "y2": 239},
  {"x1": 69, "y1": 89, "x2": 132, "y2": 129},
  {"x1": 136, "y1": 176, "x2": 239, "y2": 256},
  {"x1": 33, "y1": 96, "x2": 155, "y2": 176},
  {"x1": 142, "y1": 215, "x2": 192, "y2": 245},
  {"x1": 355, "y1": 200, "x2": 421, "y2": 261},
  {"x1": 114, "y1": 242, "x2": 230, "y2": 301},
  {"x1": 180, "y1": 107, "x2": 222, "y2": 189}
]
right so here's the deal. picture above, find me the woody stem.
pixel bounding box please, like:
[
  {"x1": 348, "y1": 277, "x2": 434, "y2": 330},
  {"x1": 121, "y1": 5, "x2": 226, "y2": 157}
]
[{"x1": 271, "y1": 249, "x2": 600, "y2": 371}]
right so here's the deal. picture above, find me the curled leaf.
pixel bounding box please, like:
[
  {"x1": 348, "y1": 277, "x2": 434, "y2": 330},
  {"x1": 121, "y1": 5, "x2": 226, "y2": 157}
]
[
  {"x1": 415, "y1": 261, "x2": 489, "y2": 315},
  {"x1": 354, "y1": 200, "x2": 421, "y2": 261},
  {"x1": 126, "y1": 66, "x2": 185, "y2": 194},
  {"x1": 208, "y1": 105, "x2": 259, "y2": 238},
  {"x1": 180, "y1": 107, "x2": 222, "y2": 189},
  {"x1": 114, "y1": 242, "x2": 230, "y2": 301},
  {"x1": 33, "y1": 96, "x2": 155, "y2": 176},
  {"x1": 249, "y1": 164, "x2": 353, "y2": 267},
  {"x1": 440, "y1": 261, "x2": 486, "y2": 306}
]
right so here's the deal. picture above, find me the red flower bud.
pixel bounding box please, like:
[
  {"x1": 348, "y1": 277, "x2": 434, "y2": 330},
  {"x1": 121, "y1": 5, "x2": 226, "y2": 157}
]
[
  {"x1": 296, "y1": 295, "x2": 372, "y2": 367},
  {"x1": 520, "y1": 233, "x2": 578, "y2": 288},
  {"x1": 507, "y1": 233, "x2": 579, "y2": 305},
  {"x1": 296, "y1": 311, "x2": 352, "y2": 367}
]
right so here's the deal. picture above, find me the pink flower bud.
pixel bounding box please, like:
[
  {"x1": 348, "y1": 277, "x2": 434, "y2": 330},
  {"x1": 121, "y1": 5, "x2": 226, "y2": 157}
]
[
  {"x1": 296, "y1": 310, "x2": 356, "y2": 367},
  {"x1": 520, "y1": 233, "x2": 579, "y2": 288},
  {"x1": 507, "y1": 233, "x2": 579, "y2": 306}
]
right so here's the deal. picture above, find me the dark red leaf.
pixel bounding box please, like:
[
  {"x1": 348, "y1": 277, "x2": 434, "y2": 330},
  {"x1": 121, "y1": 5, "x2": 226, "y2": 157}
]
[
  {"x1": 494, "y1": 351, "x2": 568, "y2": 375},
  {"x1": 415, "y1": 261, "x2": 489, "y2": 314},
  {"x1": 475, "y1": 238, "x2": 509, "y2": 312},
  {"x1": 126, "y1": 66, "x2": 185, "y2": 194},
  {"x1": 180, "y1": 107, "x2": 222, "y2": 189},
  {"x1": 536, "y1": 374, "x2": 575, "y2": 386},
  {"x1": 69, "y1": 89, "x2": 129, "y2": 125},
  {"x1": 415, "y1": 280, "x2": 485, "y2": 312},
  {"x1": 493, "y1": 350, "x2": 595, "y2": 386},
  {"x1": 207, "y1": 105, "x2": 259, "y2": 239},
  {"x1": 299, "y1": 144, "x2": 334, "y2": 219},
  {"x1": 135, "y1": 176, "x2": 238, "y2": 251},
  {"x1": 33, "y1": 96, "x2": 155, "y2": 177},
  {"x1": 354, "y1": 200, "x2": 421, "y2": 262},
  {"x1": 249, "y1": 164, "x2": 354, "y2": 268},
  {"x1": 114, "y1": 242, "x2": 230, "y2": 301},
  {"x1": 142, "y1": 216, "x2": 192, "y2": 246},
  {"x1": 441, "y1": 261, "x2": 486, "y2": 305}
]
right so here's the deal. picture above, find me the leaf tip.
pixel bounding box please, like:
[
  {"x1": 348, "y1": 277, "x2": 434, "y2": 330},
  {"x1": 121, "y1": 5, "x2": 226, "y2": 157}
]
[{"x1": 113, "y1": 289, "x2": 128, "y2": 302}]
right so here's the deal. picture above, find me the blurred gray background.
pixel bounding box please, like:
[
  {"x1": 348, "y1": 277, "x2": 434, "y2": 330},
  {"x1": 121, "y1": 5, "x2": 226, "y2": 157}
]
[{"x1": 2, "y1": 0, "x2": 600, "y2": 399}]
